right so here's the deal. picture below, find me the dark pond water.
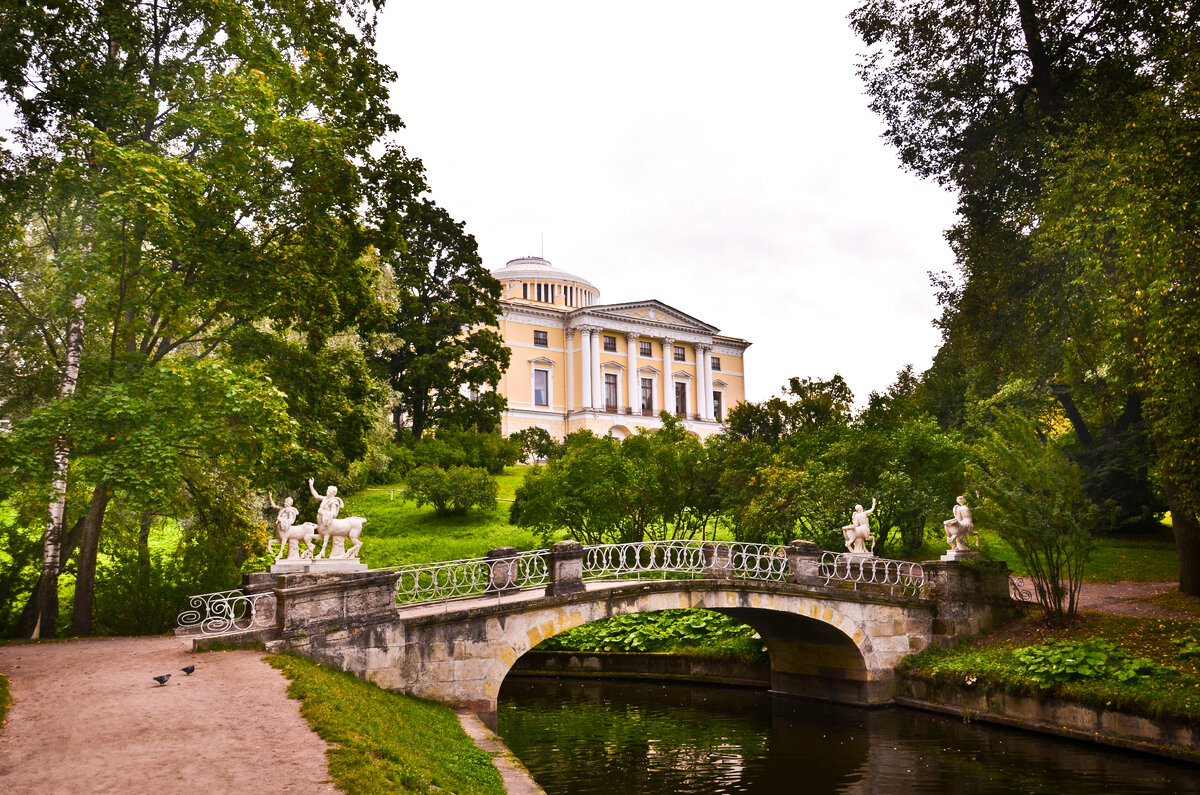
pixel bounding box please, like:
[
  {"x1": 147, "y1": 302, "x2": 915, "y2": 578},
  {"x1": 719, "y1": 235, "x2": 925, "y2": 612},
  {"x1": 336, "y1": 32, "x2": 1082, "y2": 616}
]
[{"x1": 497, "y1": 677, "x2": 1200, "y2": 794}]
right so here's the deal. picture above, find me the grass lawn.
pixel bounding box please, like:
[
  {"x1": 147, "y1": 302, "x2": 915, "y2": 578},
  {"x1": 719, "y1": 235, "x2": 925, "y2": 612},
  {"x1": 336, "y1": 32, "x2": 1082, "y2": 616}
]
[
  {"x1": 0, "y1": 672, "x2": 9, "y2": 727},
  {"x1": 268, "y1": 652, "x2": 505, "y2": 794},
  {"x1": 974, "y1": 523, "x2": 1180, "y2": 583},
  {"x1": 888, "y1": 520, "x2": 1180, "y2": 585},
  {"x1": 342, "y1": 467, "x2": 545, "y2": 568},
  {"x1": 901, "y1": 612, "x2": 1200, "y2": 726}
]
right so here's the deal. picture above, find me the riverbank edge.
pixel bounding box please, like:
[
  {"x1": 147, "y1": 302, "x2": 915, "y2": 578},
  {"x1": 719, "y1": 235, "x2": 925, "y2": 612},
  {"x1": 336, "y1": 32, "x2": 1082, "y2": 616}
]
[
  {"x1": 455, "y1": 709, "x2": 546, "y2": 795},
  {"x1": 893, "y1": 679, "x2": 1200, "y2": 765},
  {"x1": 508, "y1": 649, "x2": 770, "y2": 689},
  {"x1": 512, "y1": 650, "x2": 1200, "y2": 764}
]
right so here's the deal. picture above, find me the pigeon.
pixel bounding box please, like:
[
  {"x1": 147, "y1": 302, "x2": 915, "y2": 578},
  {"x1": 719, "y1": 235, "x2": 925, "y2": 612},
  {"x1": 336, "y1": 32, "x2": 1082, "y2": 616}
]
[
  {"x1": 181, "y1": 665, "x2": 195, "y2": 676},
  {"x1": 153, "y1": 674, "x2": 171, "y2": 686}
]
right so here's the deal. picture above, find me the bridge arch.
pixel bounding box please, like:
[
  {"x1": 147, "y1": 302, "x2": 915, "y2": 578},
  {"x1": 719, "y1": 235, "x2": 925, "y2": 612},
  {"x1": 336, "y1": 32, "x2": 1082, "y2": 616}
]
[{"x1": 476, "y1": 584, "x2": 885, "y2": 717}]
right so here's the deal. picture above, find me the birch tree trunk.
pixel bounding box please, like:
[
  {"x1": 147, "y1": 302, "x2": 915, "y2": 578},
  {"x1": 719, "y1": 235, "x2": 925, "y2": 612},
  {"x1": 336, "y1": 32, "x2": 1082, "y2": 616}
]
[{"x1": 29, "y1": 292, "x2": 86, "y2": 639}]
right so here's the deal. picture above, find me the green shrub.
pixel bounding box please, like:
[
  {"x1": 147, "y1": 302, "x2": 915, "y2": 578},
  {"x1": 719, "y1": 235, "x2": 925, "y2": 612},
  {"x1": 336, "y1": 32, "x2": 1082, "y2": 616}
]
[
  {"x1": 405, "y1": 466, "x2": 497, "y2": 517},
  {"x1": 411, "y1": 430, "x2": 520, "y2": 475},
  {"x1": 975, "y1": 410, "x2": 1098, "y2": 625},
  {"x1": 0, "y1": 672, "x2": 9, "y2": 726},
  {"x1": 538, "y1": 609, "x2": 766, "y2": 662},
  {"x1": 1173, "y1": 636, "x2": 1200, "y2": 660},
  {"x1": 1013, "y1": 639, "x2": 1175, "y2": 690}
]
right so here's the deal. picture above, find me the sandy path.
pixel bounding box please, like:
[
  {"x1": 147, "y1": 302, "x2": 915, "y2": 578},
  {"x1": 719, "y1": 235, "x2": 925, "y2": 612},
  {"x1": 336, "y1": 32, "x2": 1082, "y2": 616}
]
[
  {"x1": 0, "y1": 636, "x2": 336, "y2": 795},
  {"x1": 1012, "y1": 579, "x2": 1189, "y2": 618}
]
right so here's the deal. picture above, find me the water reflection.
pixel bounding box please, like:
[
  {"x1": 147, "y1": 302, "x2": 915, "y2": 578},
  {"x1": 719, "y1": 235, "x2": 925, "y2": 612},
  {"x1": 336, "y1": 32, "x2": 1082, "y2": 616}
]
[{"x1": 498, "y1": 677, "x2": 1200, "y2": 795}]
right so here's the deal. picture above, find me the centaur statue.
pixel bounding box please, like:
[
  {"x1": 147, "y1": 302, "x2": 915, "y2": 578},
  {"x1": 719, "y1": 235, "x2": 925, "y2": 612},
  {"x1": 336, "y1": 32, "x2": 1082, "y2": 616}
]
[{"x1": 308, "y1": 478, "x2": 367, "y2": 559}]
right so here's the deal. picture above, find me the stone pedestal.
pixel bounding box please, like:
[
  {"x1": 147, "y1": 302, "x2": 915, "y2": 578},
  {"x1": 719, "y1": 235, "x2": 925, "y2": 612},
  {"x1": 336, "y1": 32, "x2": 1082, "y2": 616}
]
[
  {"x1": 786, "y1": 539, "x2": 822, "y2": 586},
  {"x1": 547, "y1": 540, "x2": 586, "y2": 596},
  {"x1": 940, "y1": 548, "x2": 980, "y2": 562},
  {"x1": 703, "y1": 543, "x2": 734, "y2": 579},
  {"x1": 274, "y1": 570, "x2": 401, "y2": 637},
  {"x1": 486, "y1": 546, "x2": 521, "y2": 592},
  {"x1": 270, "y1": 559, "x2": 368, "y2": 575},
  {"x1": 922, "y1": 559, "x2": 1020, "y2": 647}
]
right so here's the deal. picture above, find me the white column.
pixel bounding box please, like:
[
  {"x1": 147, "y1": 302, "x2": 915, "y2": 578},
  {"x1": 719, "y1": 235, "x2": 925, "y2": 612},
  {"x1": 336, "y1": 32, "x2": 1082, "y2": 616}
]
[
  {"x1": 626, "y1": 333, "x2": 638, "y2": 413},
  {"x1": 590, "y1": 328, "x2": 603, "y2": 409},
  {"x1": 705, "y1": 346, "x2": 714, "y2": 420},
  {"x1": 580, "y1": 328, "x2": 592, "y2": 409},
  {"x1": 565, "y1": 328, "x2": 576, "y2": 412},
  {"x1": 661, "y1": 337, "x2": 675, "y2": 416},
  {"x1": 698, "y1": 344, "x2": 712, "y2": 420}
]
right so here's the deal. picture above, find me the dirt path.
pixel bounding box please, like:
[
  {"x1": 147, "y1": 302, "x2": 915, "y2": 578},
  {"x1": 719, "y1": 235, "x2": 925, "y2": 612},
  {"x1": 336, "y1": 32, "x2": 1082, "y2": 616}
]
[
  {"x1": 0, "y1": 635, "x2": 336, "y2": 795},
  {"x1": 1011, "y1": 578, "x2": 1191, "y2": 619}
]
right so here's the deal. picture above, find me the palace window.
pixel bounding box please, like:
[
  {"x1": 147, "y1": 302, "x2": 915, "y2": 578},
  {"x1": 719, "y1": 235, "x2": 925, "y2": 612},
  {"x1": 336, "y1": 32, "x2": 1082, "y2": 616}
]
[
  {"x1": 534, "y1": 370, "x2": 549, "y2": 406},
  {"x1": 639, "y1": 340, "x2": 652, "y2": 357},
  {"x1": 604, "y1": 373, "x2": 618, "y2": 412},
  {"x1": 711, "y1": 356, "x2": 721, "y2": 371},
  {"x1": 603, "y1": 335, "x2": 617, "y2": 352},
  {"x1": 522, "y1": 283, "x2": 528, "y2": 299},
  {"x1": 673, "y1": 345, "x2": 686, "y2": 362},
  {"x1": 533, "y1": 330, "x2": 548, "y2": 347},
  {"x1": 674, "y1": 382, "x2": 687, "y2": 416},
  {"x1": 641, "y1": 378, "x2": 654, "y2": 415},
  {"x1": 713, "y1": 391, "x2": 723, "y2": 421}
]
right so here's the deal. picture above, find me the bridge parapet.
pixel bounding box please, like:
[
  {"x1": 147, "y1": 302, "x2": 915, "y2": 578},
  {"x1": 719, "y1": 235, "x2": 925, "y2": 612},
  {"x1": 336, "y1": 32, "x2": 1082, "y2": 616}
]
[{"x1": 922, "y1": 560, "x2": 1019, "y2": 645}]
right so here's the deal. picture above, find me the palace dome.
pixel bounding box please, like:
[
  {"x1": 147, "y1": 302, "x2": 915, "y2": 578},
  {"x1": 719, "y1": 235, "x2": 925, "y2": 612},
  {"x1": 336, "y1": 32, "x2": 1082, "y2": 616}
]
[{"x1": 492, "y1": 256, "x2": 600, "y2": 307}]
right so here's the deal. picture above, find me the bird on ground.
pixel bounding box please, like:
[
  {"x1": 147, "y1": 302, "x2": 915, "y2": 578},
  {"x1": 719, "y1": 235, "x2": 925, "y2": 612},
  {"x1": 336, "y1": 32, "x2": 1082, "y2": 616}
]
[
  {"x1": 153, "y1": 674, "x2": 171, "y2": 686},
  {"x1": 181, "y1": 665, "x2": 195, "y2": 676}
]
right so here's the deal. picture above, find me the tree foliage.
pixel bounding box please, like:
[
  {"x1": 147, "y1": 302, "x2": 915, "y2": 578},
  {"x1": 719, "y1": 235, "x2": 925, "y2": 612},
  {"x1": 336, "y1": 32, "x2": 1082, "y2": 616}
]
[
  {"x1": 0, "y1": 0, "x2": 458, "y2": 635},
  {"x1": 975, "y1": 411, "x2": 1097, "y2": 625},
  {"x1": 372, "y1": 189, "x2": 510, "y2": 441},
  {"x1": 851, "y1": 0, "x2": 1199, "y2": 589}
]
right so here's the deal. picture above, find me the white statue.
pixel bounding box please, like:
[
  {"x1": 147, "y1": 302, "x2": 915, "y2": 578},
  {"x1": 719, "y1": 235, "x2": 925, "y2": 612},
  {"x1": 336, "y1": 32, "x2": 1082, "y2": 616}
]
[
  {"x1": 307, "y1": 478, "x2": 366, "y2": 559},
  {"x1": 308, "y1": 479, "x2": 344, "y2": 530},
  {"x1": 271, "y1": 521, "x2": 320, "y2": 561},
  {"x1": 842, "y1": 498, "x2": 877, "y2": 555},
  {"x1": 944, "y1": 496, "x2": 978, "y2": 552},
  {"x1": 315, "y1": 515, "x2": 368, "y2": 559},
  {"x1": 268, "y1": 494, "x2": 311, "y2": 561}
]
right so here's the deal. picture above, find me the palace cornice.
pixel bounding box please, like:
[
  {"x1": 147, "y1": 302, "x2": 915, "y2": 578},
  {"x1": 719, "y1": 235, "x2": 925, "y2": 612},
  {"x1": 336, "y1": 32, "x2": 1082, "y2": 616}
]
[
  {"x1": 712, "y1": 341, "x2": 750, "y2": 357},
  {"x1": 502, "y1": 303, "x2": 568, "y2": 326}
]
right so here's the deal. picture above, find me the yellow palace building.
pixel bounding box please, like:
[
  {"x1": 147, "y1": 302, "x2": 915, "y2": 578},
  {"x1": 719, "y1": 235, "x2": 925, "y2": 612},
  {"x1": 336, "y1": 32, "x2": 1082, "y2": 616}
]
[{"x1": 492, "y1": 256, "x2": 750, "y2": 440}]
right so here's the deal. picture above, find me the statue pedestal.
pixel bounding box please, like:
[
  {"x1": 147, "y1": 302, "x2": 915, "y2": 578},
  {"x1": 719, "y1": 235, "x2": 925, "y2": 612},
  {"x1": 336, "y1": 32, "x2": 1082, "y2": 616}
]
[
  {"x1": 940, "y1": 548, "x2": 980, "y2": 562},
  {"x1": 269, "y1": 559, "x2": 368, "y2": 574}
]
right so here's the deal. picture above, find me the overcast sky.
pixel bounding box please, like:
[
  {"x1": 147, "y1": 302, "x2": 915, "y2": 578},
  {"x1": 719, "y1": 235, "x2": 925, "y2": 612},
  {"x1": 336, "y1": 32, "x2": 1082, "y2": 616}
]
[{"x1": 377, "y1": 1, "x2": 960, "y2": 404}]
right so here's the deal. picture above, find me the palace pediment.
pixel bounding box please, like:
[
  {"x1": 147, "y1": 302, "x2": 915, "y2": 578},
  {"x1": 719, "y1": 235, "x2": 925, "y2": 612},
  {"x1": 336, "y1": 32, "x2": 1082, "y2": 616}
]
[{"x1": 572, "y1": 300, "x2": 719, "y2": 335}]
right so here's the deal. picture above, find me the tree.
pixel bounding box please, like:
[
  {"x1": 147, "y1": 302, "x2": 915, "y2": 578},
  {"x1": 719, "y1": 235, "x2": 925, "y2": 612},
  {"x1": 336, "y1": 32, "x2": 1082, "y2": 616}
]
[
  {"x1": 836, "y1": 369, "x2": 969, "y2": 554},
  {"x1": 0, "y1": 0, "x2": 411, "y2": 635},
  {"x1": 1032, "y1": 40, "x2": 1200, "y2": 587},
  {"x1": 373, "y1": 188, "x2": 510, "y2": 441},
  {"x1": 511, "y1": 432, "x2": 635, "y2": 545},
  {"x1": 851, "y1": 0, "x2": 1197, "y2": 587},
  {"x1": 725, "y1": 375, "x2": 854, "y2": 455},
  {"x1": 509, "y1": 427, "x2": 562, "y2": 463},
  {"x1": 975, "y1": 411, "x2": 1097, "y2": 625}
]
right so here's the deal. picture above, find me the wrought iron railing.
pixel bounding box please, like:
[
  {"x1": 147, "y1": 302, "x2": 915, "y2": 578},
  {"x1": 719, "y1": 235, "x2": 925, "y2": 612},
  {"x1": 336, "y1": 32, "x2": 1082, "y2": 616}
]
[
  {"x1": 819, "y1": 552, "x2": 924, "y2": 596},
  {"x1": 581, "y1": 540, "x2": 789, "y2": 583},
  {"x1": 1009, "y1": 575, "x2": 1032, "y2": 602},
  {"x1": 176, "y1": 590, "x2": 276, "y2": 636},
  {"x1": 386, "y1": 549, "x2": 550, "y2": 606},
  {"x1": 582, "y1": 540, "x2": 706, "y2": 580}
]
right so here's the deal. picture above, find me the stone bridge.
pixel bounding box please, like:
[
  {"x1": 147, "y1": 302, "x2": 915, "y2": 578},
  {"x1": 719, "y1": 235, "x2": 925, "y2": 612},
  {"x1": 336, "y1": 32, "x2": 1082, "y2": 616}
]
[{"x1": 181, "y1": 540, "x2": 1017, "y2": 727}]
